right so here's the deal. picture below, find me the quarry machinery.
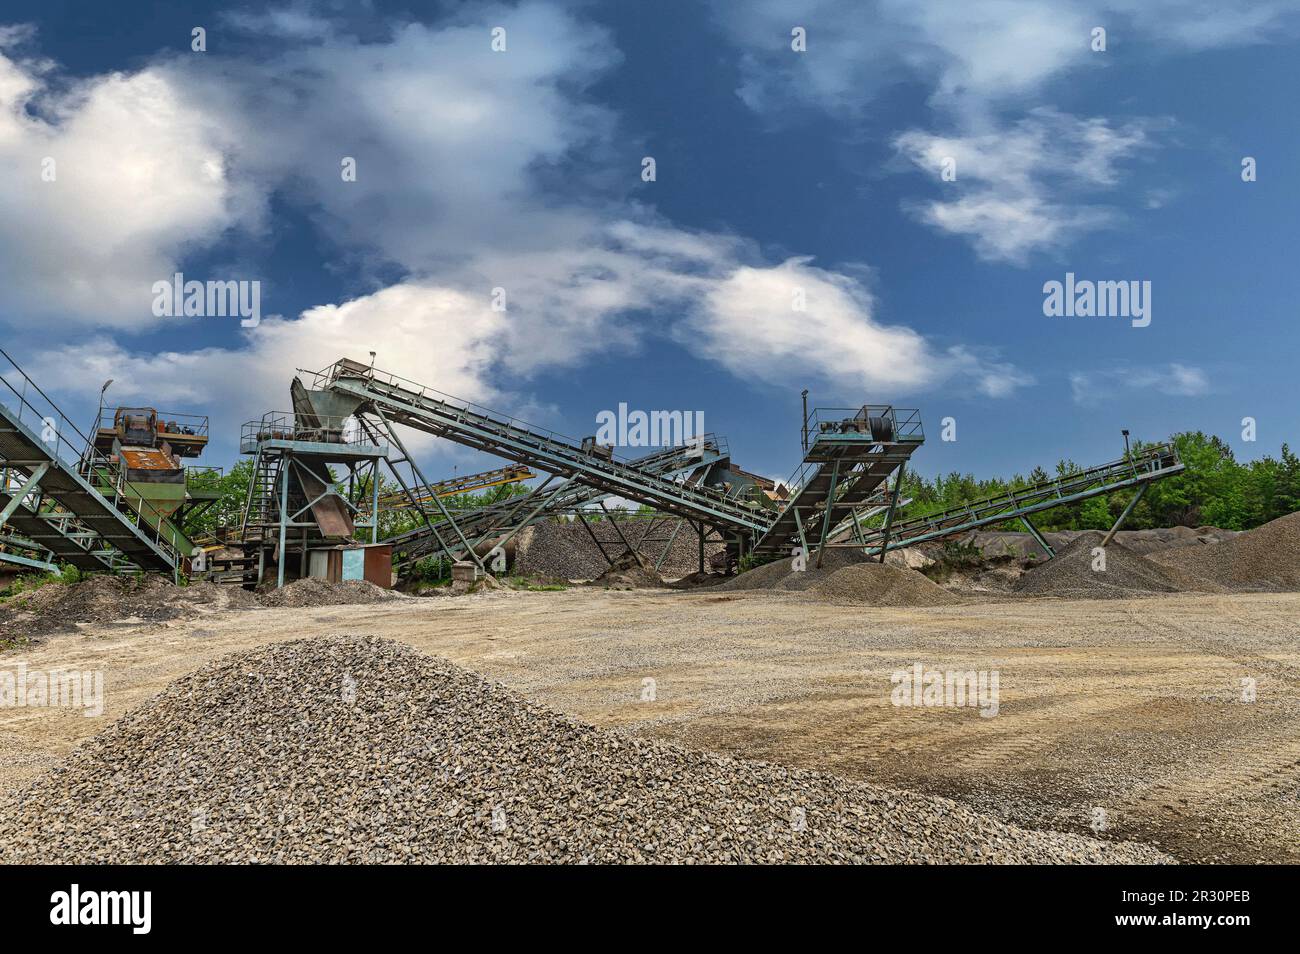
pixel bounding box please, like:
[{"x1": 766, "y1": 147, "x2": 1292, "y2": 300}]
[
  {"x1": 88, "y1": 406, "x2": 218, "y2": 557},
  {"x1": 0, "y1": 349, "x2": 189, "y2": 576}
]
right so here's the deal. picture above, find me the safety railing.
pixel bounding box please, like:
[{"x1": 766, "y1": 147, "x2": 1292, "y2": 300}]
[
  {"x1": 240, "y1": 411, "x2": 389, "y2": 455},
  {"x1": 856, "y1": 443, "x2": 1183, "y2": 547},
  {"x1": 318, "y1": 359, "x2": 766, "y2": 527},
  {"x1": 803, "y1": 405, "x2": 924, "y2": 447},
  {"x1": 1, "y1": 348, "x2": 183, "y2": 572},
  {"x1": 1, "y1": 348, "x2": 99, "y2": 472},
  {"x1": 783, "y1": 405, "x2": 923, "y2": 493},
  {"x1": 314, "y1": 359, "x2": 730, "y2": 470},
  {"x1": 95, "y1": 407, "x2": 210, "y2": 439}
]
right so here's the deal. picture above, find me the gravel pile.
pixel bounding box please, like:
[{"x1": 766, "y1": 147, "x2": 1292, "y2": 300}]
[
  {"x1": 969, "y1": 525, "x2": 1236, "y2": 560},
  {"x1": 0, "y1": 636, "x2": 1169, "y2": 864},
  {"x1": 803, "y1": 563, "x2": 961, "y2": 606},
  {"x1": 1149, "y1": 511, "x2": 1300, "y2": 591},
  {"x1": 257, "y1": 579, "x2": 404, "y2": 608},
  {"x1": 718, "y1": 549, "x2": 873, "y2": 592},
  {"x1": 514, "y1": 518, "x2": 723, "y2": 580},
  {"x1": 1014, "y1": 532, "x2": 1186, "y2": 599},
  {"x1": 586, "y1": 552, "x2": 667, "y2": 590},
  {"x1": 0, "y1": 575, "x2": 255, "y2": 641}
]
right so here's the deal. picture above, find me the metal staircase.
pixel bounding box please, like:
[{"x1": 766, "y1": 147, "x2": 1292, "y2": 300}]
[
  {"x1": 751, "y1": 406, "x2": 923, "y2": 561},
  {"x1": 0, "y1": 349, "x2": 181, "y2": 575}
]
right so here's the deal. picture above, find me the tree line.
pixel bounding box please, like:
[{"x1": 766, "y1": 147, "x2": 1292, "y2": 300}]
[
  {"x1": 899, "y1": 432, "x2": 1299, "y2": 532},
  {"x1": 182, "y1": 430, "x2": 1299, "y2": 540}
]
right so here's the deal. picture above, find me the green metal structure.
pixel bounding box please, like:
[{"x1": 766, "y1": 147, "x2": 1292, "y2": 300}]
[{"x1": 0, "y1": 350, "x2": 186, "y2": 576}]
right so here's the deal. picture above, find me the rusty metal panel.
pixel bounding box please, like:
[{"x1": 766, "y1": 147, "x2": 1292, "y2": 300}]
[
  {"x1": 120, "y1": 448, "x2": 174, "y2": 471},
  {"x1": 363, "y1": 545, "x2": 393, "y2": 588}
]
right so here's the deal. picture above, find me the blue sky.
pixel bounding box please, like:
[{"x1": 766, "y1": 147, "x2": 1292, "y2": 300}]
[{"x1": 1, "y1": 0, "x2": 1297, "y2": 487}]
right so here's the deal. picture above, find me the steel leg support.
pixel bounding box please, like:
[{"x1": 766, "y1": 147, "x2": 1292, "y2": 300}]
[
  {"x1": 1020, "y1": 515, "x2": 1055, "y2": 560},
  {"x1": 1100, "y1": 483, "x2": 1147, "y2": 549}
]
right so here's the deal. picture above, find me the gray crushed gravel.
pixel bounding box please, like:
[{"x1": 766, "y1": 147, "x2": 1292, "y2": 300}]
[
  {"x1": 0, "y1": 635, "x2": 1170, "y2": 864},
  {"x1": 515, "y1": 518, "x2": 723, "y2": 580},
  {"x1": 1150, "y1": 511, "x2": 1300, "y2": 591},
  {"x1": 1014, "y1": 532, "x2": 1186, "y2": 599}
]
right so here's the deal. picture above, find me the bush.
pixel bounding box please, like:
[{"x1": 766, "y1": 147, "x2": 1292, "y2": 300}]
[{"x1": 407, "y1": 557, "x2": 452, "y2": 585}]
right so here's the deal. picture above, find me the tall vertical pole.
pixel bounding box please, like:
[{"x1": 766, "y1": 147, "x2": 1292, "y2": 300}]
[
  {"x1": 801, "y1": 389, "x2": 810, "y2": 454},
  {"x1": 371, "y1": 460, "x2": 380, "y2": 543},
  {"x1": 276, "y1": 457, "x2": 289, "y2": 589},
  {"x1": 815, "y1": 460, "x2": 841, "y2": 568},
  {"x1": 877, "y1": 463, "x2": 905, "y2": 563}
]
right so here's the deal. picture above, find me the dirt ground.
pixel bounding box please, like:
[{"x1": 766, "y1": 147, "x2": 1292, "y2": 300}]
[{"x1": 2, "y1": 586, "x2": 1297, "y2": 864}]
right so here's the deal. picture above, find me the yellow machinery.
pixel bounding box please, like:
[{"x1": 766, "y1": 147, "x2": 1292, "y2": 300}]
[{"x1": 380, "y1": 464, "x2": 534, "y2": 511}]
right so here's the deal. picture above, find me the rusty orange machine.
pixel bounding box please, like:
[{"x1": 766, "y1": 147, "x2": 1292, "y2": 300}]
[{"x1": 90, "y1": 407, "x2": 216, "y2": 554}]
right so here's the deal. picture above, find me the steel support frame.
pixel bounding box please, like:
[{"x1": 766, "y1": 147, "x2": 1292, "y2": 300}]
[
  {"x1": 471, "y1": 475, "x2": 578, "y2": 570},
  {"x1": 0, "y1": 461, "x2": 49, "y2": 526},
  {"x1": 654, "y1": 518, "x2": 687, "y2": 572},
  {"x1": 876, "y1": 463, "x2": 905, "y2": 563},
  {"x1": 850, "y1": 463, "x2": 1182, "y2": 557},
  {"x1": 599, "y1": 501, "x2": 636, "y2": 557},
  {"x1": 372, "y1": 408, "x2": 486, "y2": 574},
  {"x1": 356, "y1": 416, "x2": 456, "y2": 565},
  {"x1": 1100, "y1": 482, "x2": 1148, "y2": 549},
  {"x1": 0, "y1": 549, "x2": 57, "y2": 572},
  {"x1": 330, "y1": 378, "x2": 768, "y2": 533},
  {"x1": 814, "y1": 460, "x2": 842, "y2": 569},
  {"x1": 1020, "y1": 515, "x2": 1055, "y2": 560},
  {"x1": 575, "y1": 508, "x2": 614, "y2": 566}
]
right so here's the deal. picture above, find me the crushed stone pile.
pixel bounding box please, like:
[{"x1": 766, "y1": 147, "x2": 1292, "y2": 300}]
[
  {"x1": 257, "y1": 578, "x2": 405, "y2": 608},
  {"x1": 967, "y1": 526, "x2": 1237, "y2": 560},
  {"x1": 0, "y1": 635, "x2": 1170, "y2": 864},
  {"x1": 586, "y1": 551, "x2": 666, "y2": 590},
  {"x1": 0, "y1": 574, "x2": 255, "y2": 641},
  {"x1": 667, "y1": 570, "x2": 729, "y2": 590},
  {"x1": 717, "y1": 549, "x2": 872, "y2": 592},
  {"x1": 1149, "y1": 511, "x2": 1300, "y2": 591},
  {"x1": 803, "y1": 563, "x2": 961, "y2": 606},
  {"x1": 514, "y1": 518, "x2": 723, "y2": 580},
  {"x1": 1014, "y1": 532, "x2": 1188, "y2": 599}
]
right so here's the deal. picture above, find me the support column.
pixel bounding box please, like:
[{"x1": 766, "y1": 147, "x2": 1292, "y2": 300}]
[
  {"x1": 599, "y1": 501, "x2": 636, "y2": 556},
  {"x1": 1100, "y1": 483, "x2": 1148, "y2": 549},
  {"x1": 654, "y1": 519, "x2": 686, "y2": 572},
  {"x1": 576, "y1": 509, "x2": 613, "y2": 566},
  {"x1": 815, "y1": 460, "x2": 841, "y2": 569},
  {"x1": 276, "y1": 457, "x2": 289, "y2": 589},
  {"x1": 371, "y1": 460, "x2": 380, "y2": 544},
  {"x1": 0, "y1": 461, "x2": 48, "y2": 525},
  {"x1": 1020, "y1": 515, "x2": 1055, "y2": 560},
  {"x1": 376, "y1": 408, "x2": 485, "y2": 573},
  {"x1": 877, "y1": 463, "x2": 905, "y2": 563},
  {"x1": 484, "y1": 476, "x2": 575, "y2": 562}
]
